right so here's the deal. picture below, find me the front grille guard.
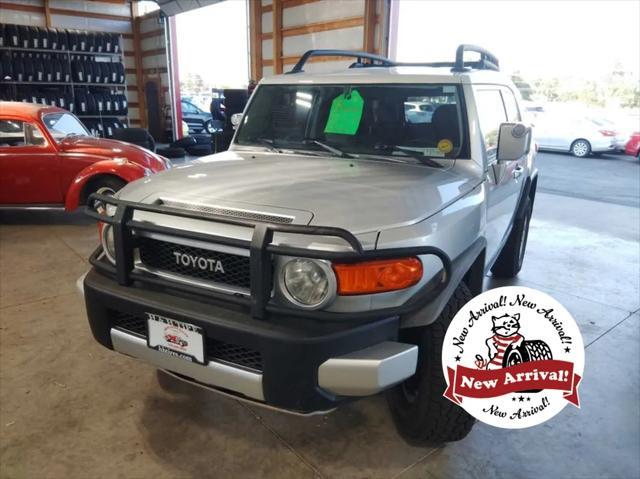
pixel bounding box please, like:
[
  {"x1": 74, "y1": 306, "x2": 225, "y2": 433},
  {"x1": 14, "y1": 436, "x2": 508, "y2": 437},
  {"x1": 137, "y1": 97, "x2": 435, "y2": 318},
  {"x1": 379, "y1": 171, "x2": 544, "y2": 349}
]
[{"x1": 86, "y1": 193, "x2": 452, "y2": 321}]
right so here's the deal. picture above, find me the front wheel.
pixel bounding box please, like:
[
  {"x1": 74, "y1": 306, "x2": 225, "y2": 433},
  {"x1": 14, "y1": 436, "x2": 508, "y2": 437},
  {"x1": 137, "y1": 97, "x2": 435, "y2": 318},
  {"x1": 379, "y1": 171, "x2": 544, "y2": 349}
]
[
  {"x1": 84, "y1": 176, "x2": 126, "y2": 210},
  {"x1": 386, "y1": 282, "x2": 475, "y2": 446},
  {"x1": 570, "y1": 139, "x2": 591, "y2": 158}
]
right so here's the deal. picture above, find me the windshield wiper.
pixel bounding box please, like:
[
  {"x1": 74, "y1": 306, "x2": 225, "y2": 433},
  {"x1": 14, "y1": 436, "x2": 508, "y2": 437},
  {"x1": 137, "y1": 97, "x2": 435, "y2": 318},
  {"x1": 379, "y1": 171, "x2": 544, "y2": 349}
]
[
  {"x1": 303, "y1": 139, "x2": 355, "y2": 158},
  {"x1": 374, "y1": 145, "x2": 443, "y2": 168},
  {"x1": 246, "y1": 137, "x2": 281, "y2": 152}
]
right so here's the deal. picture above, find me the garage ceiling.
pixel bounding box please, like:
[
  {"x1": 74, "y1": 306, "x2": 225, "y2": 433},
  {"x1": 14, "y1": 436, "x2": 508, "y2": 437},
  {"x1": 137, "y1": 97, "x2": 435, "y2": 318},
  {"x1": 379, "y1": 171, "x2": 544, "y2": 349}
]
[{"x1": 153, "y1": 0, "x2": 224, "y2": 16}]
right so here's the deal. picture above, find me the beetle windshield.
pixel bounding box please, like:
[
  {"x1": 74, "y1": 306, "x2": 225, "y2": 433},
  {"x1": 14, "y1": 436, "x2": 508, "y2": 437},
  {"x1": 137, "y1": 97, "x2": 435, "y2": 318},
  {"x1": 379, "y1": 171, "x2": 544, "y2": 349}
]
[
  {"x1": 42, "y1": 112, "x2": 90, "y2": 141},
  {"x1": 235, "y1": 84, "x2": 466, "y2": 161}
]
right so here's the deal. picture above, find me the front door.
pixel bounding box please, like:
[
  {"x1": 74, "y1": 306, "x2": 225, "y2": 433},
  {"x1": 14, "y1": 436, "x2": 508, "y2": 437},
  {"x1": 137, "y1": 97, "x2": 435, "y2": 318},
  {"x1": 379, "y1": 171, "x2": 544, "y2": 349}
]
[
  {"x1": 0, "y1": 118, "x2": 61, "y2": 204},
  {"x1": 474, "y1": 87, "x2": 525, "y2": 263}
]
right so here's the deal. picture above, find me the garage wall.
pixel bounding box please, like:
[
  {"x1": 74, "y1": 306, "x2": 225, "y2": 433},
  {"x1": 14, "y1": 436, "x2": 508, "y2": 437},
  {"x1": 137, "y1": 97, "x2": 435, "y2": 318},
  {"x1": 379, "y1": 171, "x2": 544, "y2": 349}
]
[
  {"x1": 0, "y1": 0, "x2": 143, "y2": 126},
  {"x1": 250, "y1": 0, "x2": 390, "y2": 80}
]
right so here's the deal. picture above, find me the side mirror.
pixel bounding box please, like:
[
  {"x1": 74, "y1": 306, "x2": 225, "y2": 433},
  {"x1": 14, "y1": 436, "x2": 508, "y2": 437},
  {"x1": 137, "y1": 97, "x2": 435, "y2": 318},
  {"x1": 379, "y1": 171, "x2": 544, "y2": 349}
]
[
  {"x1": 230, "y1": 113, "x2": 243, "y2": 129},
  {"x1": 497, "y1": 122, "x2": 532, "y2": 161}
]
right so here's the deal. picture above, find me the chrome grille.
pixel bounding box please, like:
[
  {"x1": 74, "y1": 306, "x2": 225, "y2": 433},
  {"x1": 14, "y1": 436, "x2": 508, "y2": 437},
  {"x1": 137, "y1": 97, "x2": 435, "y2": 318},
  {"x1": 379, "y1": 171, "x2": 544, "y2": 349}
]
[
  {"x1": 137, "y1": 237, "x2": 251, "y2": 289},
  {"x1": 159, "y1": 199, "x2": 294, "y2": 224}
]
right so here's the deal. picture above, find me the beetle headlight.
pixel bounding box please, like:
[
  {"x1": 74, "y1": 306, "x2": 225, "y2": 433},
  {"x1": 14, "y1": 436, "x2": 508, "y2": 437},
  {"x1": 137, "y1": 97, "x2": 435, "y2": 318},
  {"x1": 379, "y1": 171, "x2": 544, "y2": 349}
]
[
  {"x1": 280, "y1": 259, "x2": 336, "y2": 309},
  {"x1": 101, "y1": 224, "x2": 116, "y2": 264}
]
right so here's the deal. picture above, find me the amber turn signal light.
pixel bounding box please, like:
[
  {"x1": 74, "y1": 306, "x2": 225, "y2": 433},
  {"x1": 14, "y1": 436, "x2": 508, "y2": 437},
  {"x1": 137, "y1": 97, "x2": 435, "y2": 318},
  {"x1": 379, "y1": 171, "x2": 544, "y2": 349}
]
[{"x1": 332, "y1": 257, "x2": 423, "y2": 295}]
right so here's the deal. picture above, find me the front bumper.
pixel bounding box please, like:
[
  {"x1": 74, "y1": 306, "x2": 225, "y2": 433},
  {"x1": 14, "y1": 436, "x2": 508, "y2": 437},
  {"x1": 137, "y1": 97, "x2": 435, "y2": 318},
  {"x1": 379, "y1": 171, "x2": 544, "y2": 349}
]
[{"x1": 84, "y1": 270, "x2": 417, "y2": 413}]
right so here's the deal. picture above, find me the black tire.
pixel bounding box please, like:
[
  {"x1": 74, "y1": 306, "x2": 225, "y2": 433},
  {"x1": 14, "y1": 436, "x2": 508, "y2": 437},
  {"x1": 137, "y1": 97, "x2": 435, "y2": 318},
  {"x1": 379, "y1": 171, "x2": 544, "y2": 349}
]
[
  {"x1": 186, "y1": 144, "x2": 213, "y2": 156},
  {"x1": 570, "y1": 139, "x2": 591, "y2": 158},
  {"x1": 386, "y1": 282, "x2": 475, "y2": 446},
  {"x1": 83, "y1": 176, "x2": 126, "y2": 209},
  {"x1": 171, "y1": 136, "x2": 197, "y2": 148},
  {"x1": 491, "y1": 197, "x2": 532, "y2": 278},
  {"x1": 156, "y1": 146, "x2": 186, "y2": 158}
]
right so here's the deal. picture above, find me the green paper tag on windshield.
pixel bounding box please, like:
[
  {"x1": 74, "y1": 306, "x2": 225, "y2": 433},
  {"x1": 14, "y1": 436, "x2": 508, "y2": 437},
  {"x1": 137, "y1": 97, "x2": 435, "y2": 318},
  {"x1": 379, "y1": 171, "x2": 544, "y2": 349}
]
[{"x1": 324, "y1": 90, "x2": 364, "y2": 135}]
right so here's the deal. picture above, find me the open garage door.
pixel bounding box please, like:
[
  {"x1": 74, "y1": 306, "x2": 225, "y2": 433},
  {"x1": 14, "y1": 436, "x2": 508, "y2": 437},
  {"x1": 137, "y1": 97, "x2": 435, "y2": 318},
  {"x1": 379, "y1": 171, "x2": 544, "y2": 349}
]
[{"x1": 153, "y1": 0, "x2": 224, "y2": 16}]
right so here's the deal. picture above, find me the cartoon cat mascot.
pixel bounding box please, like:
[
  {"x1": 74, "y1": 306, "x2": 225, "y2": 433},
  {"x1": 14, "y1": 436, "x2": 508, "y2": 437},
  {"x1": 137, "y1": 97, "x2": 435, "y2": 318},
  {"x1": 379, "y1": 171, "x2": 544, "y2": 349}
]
[{"x1": 475, "y1": 313, "x2": 524, "y2": 370}]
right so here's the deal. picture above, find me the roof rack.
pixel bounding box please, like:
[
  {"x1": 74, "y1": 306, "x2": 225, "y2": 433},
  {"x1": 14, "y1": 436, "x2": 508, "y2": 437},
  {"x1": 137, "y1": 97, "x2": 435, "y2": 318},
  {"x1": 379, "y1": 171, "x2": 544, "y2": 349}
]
[
  {"x1": 286, "y1": 49, "x2": 395, "y2": 74},
  {"x1": 286, "y1": 44, "x2": 500, "y2": 74}
]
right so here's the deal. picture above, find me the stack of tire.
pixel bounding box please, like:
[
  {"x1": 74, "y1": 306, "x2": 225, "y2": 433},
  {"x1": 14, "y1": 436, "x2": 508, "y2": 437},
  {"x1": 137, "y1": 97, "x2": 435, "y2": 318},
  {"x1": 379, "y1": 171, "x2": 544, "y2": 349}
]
[
  {"x1": 1, "y1": 23, "x2": 128, "y2": 139},
  {"x1": 170, "y1": 134, "x2": 214, "y2": 157},
  {"x1": 83, "y1": 118, "x2": 127, "y2": 139},
  {"x1": 1, "y1": 24, "x2": 121, "y2": 53}
]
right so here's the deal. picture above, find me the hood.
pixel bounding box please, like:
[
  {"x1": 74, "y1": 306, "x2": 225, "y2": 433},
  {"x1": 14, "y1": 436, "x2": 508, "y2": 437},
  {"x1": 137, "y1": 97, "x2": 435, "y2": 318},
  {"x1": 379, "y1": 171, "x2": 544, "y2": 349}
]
[
  {"x1": 59, "y1": 136, "x2": 165, "y2": 172},
  {"x1": 119, "y1": 150, "x2": 478, "y2": 234}
]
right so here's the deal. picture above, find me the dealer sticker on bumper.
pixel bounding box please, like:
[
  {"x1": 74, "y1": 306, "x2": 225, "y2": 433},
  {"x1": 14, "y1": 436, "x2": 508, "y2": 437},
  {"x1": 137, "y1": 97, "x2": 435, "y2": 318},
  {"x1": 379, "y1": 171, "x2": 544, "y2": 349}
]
[{"x1": 147, "y1": 313, "x2": 205, "y2": 364}]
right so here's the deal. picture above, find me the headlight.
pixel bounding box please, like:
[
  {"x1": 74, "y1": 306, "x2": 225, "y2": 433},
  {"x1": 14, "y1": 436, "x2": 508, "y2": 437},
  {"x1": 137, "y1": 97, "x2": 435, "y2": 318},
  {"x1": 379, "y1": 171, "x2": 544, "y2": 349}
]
[
  {"x1": 101, "y1": 224, "x2": 116, "y2": 264},
  {"x1": 280, "y1": 259, "x2": 336, "y2": 309}
]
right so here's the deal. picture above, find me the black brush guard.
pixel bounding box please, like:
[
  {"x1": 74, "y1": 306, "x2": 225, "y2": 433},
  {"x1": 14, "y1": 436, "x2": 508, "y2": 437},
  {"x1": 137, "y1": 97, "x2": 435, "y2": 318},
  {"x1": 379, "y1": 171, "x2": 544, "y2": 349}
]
[{"x1": 86, "y1": 193, "x2": 452, "y2": 322}]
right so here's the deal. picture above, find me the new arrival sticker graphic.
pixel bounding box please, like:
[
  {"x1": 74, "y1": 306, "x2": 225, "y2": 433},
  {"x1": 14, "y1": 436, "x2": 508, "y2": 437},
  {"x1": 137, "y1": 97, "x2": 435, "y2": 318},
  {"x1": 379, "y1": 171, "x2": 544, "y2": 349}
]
[{"x1": 442, "y1": 286, "x2": 584, "y2": 428}]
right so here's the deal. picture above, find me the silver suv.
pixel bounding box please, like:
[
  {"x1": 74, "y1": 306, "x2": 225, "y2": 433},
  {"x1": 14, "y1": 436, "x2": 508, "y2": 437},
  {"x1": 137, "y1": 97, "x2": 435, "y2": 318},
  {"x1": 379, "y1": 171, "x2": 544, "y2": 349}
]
[{"x1": 82, "y1": 45, "x2": 537, "y2": 445}]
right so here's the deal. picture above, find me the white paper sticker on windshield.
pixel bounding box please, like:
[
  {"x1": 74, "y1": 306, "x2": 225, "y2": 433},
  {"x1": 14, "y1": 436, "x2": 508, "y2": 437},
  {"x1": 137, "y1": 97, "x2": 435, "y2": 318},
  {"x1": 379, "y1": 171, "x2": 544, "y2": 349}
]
[{"x1": 443, "y1": 86, "x2": 456, "y2": 93}]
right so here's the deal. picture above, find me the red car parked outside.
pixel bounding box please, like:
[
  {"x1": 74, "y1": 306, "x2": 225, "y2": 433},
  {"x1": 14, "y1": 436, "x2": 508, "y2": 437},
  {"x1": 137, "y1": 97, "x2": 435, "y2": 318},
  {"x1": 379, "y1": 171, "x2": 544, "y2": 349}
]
[
  {"x1": 625, "y1": 132, "x2": 640, "y2": 159},
  {"x1": 0, "y1": 102, "x2": 169, "y2": 210}
]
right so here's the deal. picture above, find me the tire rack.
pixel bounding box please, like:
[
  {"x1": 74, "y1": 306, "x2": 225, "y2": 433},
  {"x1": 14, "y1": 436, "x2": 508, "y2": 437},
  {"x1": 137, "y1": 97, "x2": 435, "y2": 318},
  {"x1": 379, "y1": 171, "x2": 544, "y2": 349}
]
[{"x1": 0, "y1": 37, "x2": 129, "y2": 137}]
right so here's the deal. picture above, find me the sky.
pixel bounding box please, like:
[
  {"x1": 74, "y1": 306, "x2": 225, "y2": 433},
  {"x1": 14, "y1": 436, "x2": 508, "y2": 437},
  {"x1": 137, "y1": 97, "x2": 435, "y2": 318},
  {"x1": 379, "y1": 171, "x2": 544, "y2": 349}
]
[
  {"x1": 175, "y1": 0, "x2": 249, "y2": 89},
  {"x1": 395, "y1": 0, "x2": 640, "y2": 79}
]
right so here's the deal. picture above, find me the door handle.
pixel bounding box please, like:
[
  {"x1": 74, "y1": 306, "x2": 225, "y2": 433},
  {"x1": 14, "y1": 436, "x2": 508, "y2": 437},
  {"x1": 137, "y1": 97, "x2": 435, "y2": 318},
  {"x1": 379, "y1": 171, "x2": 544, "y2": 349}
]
[{"x1": 513, "y1": 166, "x2": 524, "y2": 178}]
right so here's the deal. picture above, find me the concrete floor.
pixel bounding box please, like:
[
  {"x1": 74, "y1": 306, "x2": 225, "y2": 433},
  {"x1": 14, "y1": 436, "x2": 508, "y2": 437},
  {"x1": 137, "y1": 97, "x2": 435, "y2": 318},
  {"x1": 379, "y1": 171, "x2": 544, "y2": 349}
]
[{"x1": 1, "y1": 152, "x2": 638, "y2": 479}]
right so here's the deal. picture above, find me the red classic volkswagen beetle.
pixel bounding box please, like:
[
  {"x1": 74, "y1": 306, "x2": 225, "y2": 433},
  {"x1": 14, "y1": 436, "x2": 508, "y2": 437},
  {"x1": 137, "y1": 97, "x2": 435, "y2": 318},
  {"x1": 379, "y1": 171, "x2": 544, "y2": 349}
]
[{"x1": 0, "y1": 102, "x2": 169, "y2": 210}]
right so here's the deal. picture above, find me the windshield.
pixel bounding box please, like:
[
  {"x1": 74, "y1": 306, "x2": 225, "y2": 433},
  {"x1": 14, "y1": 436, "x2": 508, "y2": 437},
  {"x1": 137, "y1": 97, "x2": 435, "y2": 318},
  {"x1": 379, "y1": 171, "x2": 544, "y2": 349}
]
[
  {"x1": 42, "y1": 112, "x2": 90, "y2": 141},
  {"x1": 235, "y1": 84, "x2": 466, "y2": 161}
]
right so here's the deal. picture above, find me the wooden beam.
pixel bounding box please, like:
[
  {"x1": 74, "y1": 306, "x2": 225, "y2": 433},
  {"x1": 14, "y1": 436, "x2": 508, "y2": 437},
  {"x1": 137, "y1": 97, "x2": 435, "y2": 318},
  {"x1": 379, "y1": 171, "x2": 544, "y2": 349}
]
[
  {"x1": 272, "y1": 0, "x2": 283, "y2": 74},
  {"x1": 281, "y1": 54, "x2": 348, "y2": 65},
  {"x1": 141, "y1": 47, "x2": 166, "y2": 57},
  {"x1": 261, "y1": 32, "x2": 273, "y2": 40},
  {"x1": 140, "y1": 28, "x2": 164, "y2": 40},
  {"x1": 250, "y1": 0, "x2": 263, "y2": 81},
  {"x1": 261, "y1": 4, "x2": 273, "y2": 12},
  {"x1": 363, "y1": 0, "x2": 376, "y2": 53},
  {"x1": 282, "y1": 0, "x2": 320, "y2": 7},
  {"x1": 131, "y1": 9, "x2": 147, "y2": 129},
  {"x1": 49, "y1": 7, "x2": 131, "y2": 22},
  {"x1": 142, "y1": 67, "x2": 168, "y2": 74},
  {"x1": 0, "y1": 2, "x2": 43, "y2": 14},
  {"x1": 282, "y1": 16, "x2": 364, "y2": 37}
]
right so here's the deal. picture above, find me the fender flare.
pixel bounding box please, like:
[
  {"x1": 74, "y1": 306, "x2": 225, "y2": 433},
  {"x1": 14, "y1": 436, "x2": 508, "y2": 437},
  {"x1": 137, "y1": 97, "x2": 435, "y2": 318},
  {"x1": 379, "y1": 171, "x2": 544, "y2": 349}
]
[
  {"x1": 400, "y1": 237, "x2": 487, "y2": 329},
  {"x1": 64, "y1": 160, "x2": 147, "y2": 211}
]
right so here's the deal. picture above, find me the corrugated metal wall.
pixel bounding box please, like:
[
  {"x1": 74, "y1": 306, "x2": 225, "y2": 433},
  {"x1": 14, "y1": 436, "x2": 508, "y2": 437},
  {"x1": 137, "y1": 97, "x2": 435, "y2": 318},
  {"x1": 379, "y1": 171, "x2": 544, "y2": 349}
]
[
  {"x1": 0, "y1": 0, "x2": 144, "y2": 125},
  {"x1": 250, "y1": 0, "x2": 390, "y2": 80}
]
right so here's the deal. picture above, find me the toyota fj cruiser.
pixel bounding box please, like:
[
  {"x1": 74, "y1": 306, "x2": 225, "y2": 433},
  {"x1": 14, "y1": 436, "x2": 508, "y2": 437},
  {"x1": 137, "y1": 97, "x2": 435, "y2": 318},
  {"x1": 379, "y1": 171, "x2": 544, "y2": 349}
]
[{"x1": 81, "y1": 45, "x2": 537, "y2": 445}]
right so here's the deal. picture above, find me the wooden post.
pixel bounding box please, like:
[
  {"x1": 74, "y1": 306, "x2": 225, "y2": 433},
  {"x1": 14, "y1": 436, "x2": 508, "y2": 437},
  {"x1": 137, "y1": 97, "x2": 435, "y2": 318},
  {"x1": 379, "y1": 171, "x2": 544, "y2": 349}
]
[
  {"x1": 250, "y1": 0, "x2": 263, "y2": 80},
  {"x1": 363, "y1": 0, "x2": 376, "y2": 53},
  {"x1": 131, "y1": 5, "x2": 147, "y2": 128},
  {"x1": 44, "y1": 0, "x2": 52, "y2": 28},
  {"x1": 273, "y1": 0, "x2": 283, "y2": 74}
]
